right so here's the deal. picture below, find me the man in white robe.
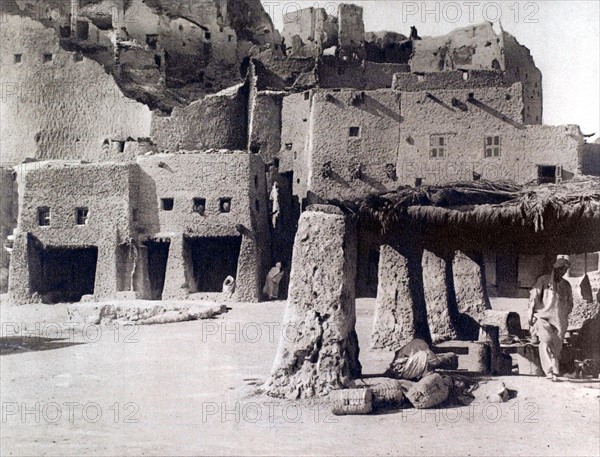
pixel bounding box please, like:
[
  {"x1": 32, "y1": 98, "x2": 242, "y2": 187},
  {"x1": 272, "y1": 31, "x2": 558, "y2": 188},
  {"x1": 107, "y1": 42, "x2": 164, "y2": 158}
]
[{"x1": 527, "y1": 258, "x2": 574, "y2": 381}]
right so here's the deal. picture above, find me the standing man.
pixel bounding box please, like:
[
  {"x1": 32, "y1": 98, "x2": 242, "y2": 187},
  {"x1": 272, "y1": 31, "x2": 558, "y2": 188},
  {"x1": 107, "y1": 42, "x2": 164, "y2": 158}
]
[
  {"x1": 527, "y1": 257, "x2": 574, "y2": 381},
  {"x1": 263, "y1": 262, "x2": 284, "y2": 300}
]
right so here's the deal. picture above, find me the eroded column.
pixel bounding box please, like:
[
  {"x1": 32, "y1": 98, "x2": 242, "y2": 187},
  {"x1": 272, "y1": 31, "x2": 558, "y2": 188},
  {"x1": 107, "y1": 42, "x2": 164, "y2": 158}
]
[{"x1": 265, "y1": 205, "x2": 361, "y2": 399}]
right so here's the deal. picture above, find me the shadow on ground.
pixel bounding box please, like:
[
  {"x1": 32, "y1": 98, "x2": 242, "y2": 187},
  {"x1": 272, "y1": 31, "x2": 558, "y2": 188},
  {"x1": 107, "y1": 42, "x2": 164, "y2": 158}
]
[{"x1": 0, "y1": 337, "x2": 85, "y2": 355}]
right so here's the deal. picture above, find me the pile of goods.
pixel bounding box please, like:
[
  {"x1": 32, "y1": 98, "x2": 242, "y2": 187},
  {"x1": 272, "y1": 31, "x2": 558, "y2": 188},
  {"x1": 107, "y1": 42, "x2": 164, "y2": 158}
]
[{"x1": 329, "y1": 338, "x2": 513, "y2": 415}]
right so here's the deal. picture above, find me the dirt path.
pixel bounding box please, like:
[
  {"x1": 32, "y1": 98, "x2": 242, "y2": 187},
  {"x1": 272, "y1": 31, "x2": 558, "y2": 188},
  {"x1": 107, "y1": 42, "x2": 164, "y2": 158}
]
[{"x1": 1, "y1": 299, "x2": 598, "y2": 456}]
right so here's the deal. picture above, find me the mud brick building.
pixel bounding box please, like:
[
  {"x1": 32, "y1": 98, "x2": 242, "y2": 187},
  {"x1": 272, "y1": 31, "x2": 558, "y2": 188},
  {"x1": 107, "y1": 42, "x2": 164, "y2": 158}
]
[
  {"x1": 1, "y1": 1, "x2": 599, "y2": 304},
  {"x1": 7, "y1": 151, "x2": 269, "y2": 304}
]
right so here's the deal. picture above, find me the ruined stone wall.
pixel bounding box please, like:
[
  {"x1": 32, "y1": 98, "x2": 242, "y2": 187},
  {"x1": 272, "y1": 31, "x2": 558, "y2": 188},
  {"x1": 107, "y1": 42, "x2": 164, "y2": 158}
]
[
  {"x1": 301, "y1": 89, "x2": 401, "y2": 201},
  {"x1": 281, "y1": 7, "x2": 337, "y2": 57},
  {"x1": 502, "y1": 32, "x2": 542, "y2": 125},
  {"x1": 0, "y1": 15, "x2": 153, "y2": 164},
  {"x1": 318, "y1": 57, "x2": 407, "y2": 90},
  {"x1": 397, "y1": 85, "x2": 582, "y2": 185},
  {"x1": 123, "y1": 0, "x2": 239, "y2": 93},
  {"x1": 410, "y1": 23, "x2": 504, "y2": 73},
  {"x1": 252, "y1": 54, "x2": 317, "y2": 91},
  {"x1": 248, "y1": 91, "x2": 284, "y2": 164},
  {"x1": 364, "y1": 31, "x2": 410, "y2": 64},
  {"x1": 337, "y1": 3, "x2": 365, "y2": 59},
  {"x1": 581, "y1": 143, "x2": 600, "y2": 176},
  {"x1": 150, "y1": 83, "x2": 248, "y2": 151}
]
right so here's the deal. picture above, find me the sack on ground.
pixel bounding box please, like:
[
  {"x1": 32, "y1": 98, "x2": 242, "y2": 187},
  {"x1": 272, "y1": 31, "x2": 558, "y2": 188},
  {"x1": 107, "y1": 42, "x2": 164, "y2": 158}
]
[
  {"x1": 329, "y1": 388, "x2": 373, "y2": 415},
  {"x1": 352, "y1": 378, "x2": 405, "y2": 409},
  {"x1": 406, "y1": 373, "x2": 449, "y2": 409}
]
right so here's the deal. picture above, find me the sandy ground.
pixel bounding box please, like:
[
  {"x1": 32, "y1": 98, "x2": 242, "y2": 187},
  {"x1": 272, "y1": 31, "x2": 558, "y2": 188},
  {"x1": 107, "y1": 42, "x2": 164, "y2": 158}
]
[{"x1": 1, "y1": 298, "x2": 599, "y2": 456}]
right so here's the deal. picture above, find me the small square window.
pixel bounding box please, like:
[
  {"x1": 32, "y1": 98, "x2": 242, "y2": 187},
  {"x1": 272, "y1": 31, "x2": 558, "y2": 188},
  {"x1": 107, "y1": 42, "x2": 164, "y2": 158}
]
[
  {"x1": 14, "y1": 54, "x2": 22, "y2": 64},
  {"x1": 304, "y1": 92, "x2": 310, "y2": 100},
  {"x1": 228, "y1": 35, "x2": 234, "y2": 42},
  {"x1": 193, "y1": 198, "x2": 206, "y2": 215},
  {"x1": 161, "y1": 198, "x2": 174, "y2": 211},
  {"x1": 484, "y1": 136, "x2": 501, "y2": 157},
  {"x1": 415, "y1": 178, "x2": 423, "y2": 187},
  {"x1": 349, "y1": 127, "x2": 360, "y2": 137},
  {"x1": 430, "y1": 135, "x2": 448, "y2": 158},
  {"x1": 204, "y1": 31, "x2": 211, "y2": 40},
  {"x1": 146, "y1": 34, "x2": 158, "y2": 49},
  {"x1": 73, "y1": 52, "x2": 83, "y2": 62},
  {"x1": 219, "y1": 198, "x2": 232, "y2": 213},
  {"x1": 76, "y1": 208, "x2": 89, "y2": 225},
  {"x1": 43, "y1": 53, "x2": 53, "y2": 63},
  {"x1": 285, "y1": 143, "x2": 293, "y2": 150},
  {"x1": 255, "y1": 199, "x2": 260, "y2": 212},
  {"x1": 38, "y1": 207, "x2": 51, "y2": 226}
]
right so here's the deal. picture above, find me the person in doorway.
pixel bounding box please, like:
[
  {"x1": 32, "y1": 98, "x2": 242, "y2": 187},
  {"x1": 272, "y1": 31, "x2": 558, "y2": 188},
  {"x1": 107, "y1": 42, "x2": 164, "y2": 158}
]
[
  {"x1": 269, "y1": 182, "x2": 280, "y2": 229},
  {"x1": 263, "y1": 262, "x2": 284, "y2": 300},
  {"x1": 527, "y1": 257, "x2": 574, "y2": 381}
]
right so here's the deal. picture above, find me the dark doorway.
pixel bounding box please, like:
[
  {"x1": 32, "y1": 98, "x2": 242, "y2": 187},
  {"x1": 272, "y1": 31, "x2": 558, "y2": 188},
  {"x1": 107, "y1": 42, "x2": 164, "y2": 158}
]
[
  {"x1": 190, "y1": 237, "x2": 242, "y2": 292},
  {"x1": 365, "y1": 247, "x2": 380, "y2": 297},
  {"x1": 537, "y1": 165, "x2": 557, "y2": 184},
  {"x1": 496, "y1": 254, "x2": 519, "y2": 297},
  {"x1": 146, "y1": 241, "x2": 170, "y2": 300},
  {"x1": 35, "y1": 247, "x2": 98, "y2": 303}
]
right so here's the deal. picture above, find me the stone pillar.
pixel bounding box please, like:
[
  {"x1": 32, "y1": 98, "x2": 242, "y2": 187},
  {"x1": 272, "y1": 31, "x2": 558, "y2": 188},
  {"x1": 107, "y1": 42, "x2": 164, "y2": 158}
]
[
  {"x1": 161, "y1": 234, "x2": 194, "y2": 300},
  {"x1": 265, "y1": 205, "x2": 361, "y2": 399},
  {"x1": 133, "y1": 243, "x2": 152, "y2": 300},
  {"x1": 235, "y1": 234, "x2": 260, "y2": 303},
  {"x1": 7, "y1": 232, "x2": 42, "y2": 305},
  {"x1": 452, "y1": 250, "x2": 492, "y2": 340},
  {"x1": 422, "y1": 249, "x2": 457, "y2": 344},
  {"x1": 93, "y1": 243, "x2": 119, "y2": 300},
  {"x1": 371, "y1": 245, "x2": 427, "y2": 350}
]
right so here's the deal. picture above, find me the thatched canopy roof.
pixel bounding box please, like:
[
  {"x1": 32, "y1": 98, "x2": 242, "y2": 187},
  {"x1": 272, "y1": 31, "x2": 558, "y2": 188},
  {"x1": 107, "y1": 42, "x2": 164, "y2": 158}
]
[{"x1": 334, "y1": 178, "x2": 600, "y2": 254}]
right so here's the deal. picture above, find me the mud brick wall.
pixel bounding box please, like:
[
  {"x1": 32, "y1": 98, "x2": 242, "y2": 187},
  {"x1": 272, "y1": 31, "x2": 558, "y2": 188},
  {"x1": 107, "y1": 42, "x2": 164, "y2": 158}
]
[
  {"x1": 8, "y1": 163, "x2": 137, "y2": 304},
  {"x1": 150, "y1": 84, "x2": 249, "y2": 152},
  {"x1": 397, "y1": 84, "x2": 582, "y2": 185},
  {"x1": 248, "y1": 91, "x2": 284, "y2": 164},
  {"x1": 136, "y1": 152, "x2": 269, "y2": 302},
  {"x1": 0, "y1": 16, "x2": 152, "y2": 164},
  {"x1": 302, "y1": 88, "x2": 401, "y2": 201},
  {"x1": 279, "y1": 92, "x2": 312, "y2": 179}
]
